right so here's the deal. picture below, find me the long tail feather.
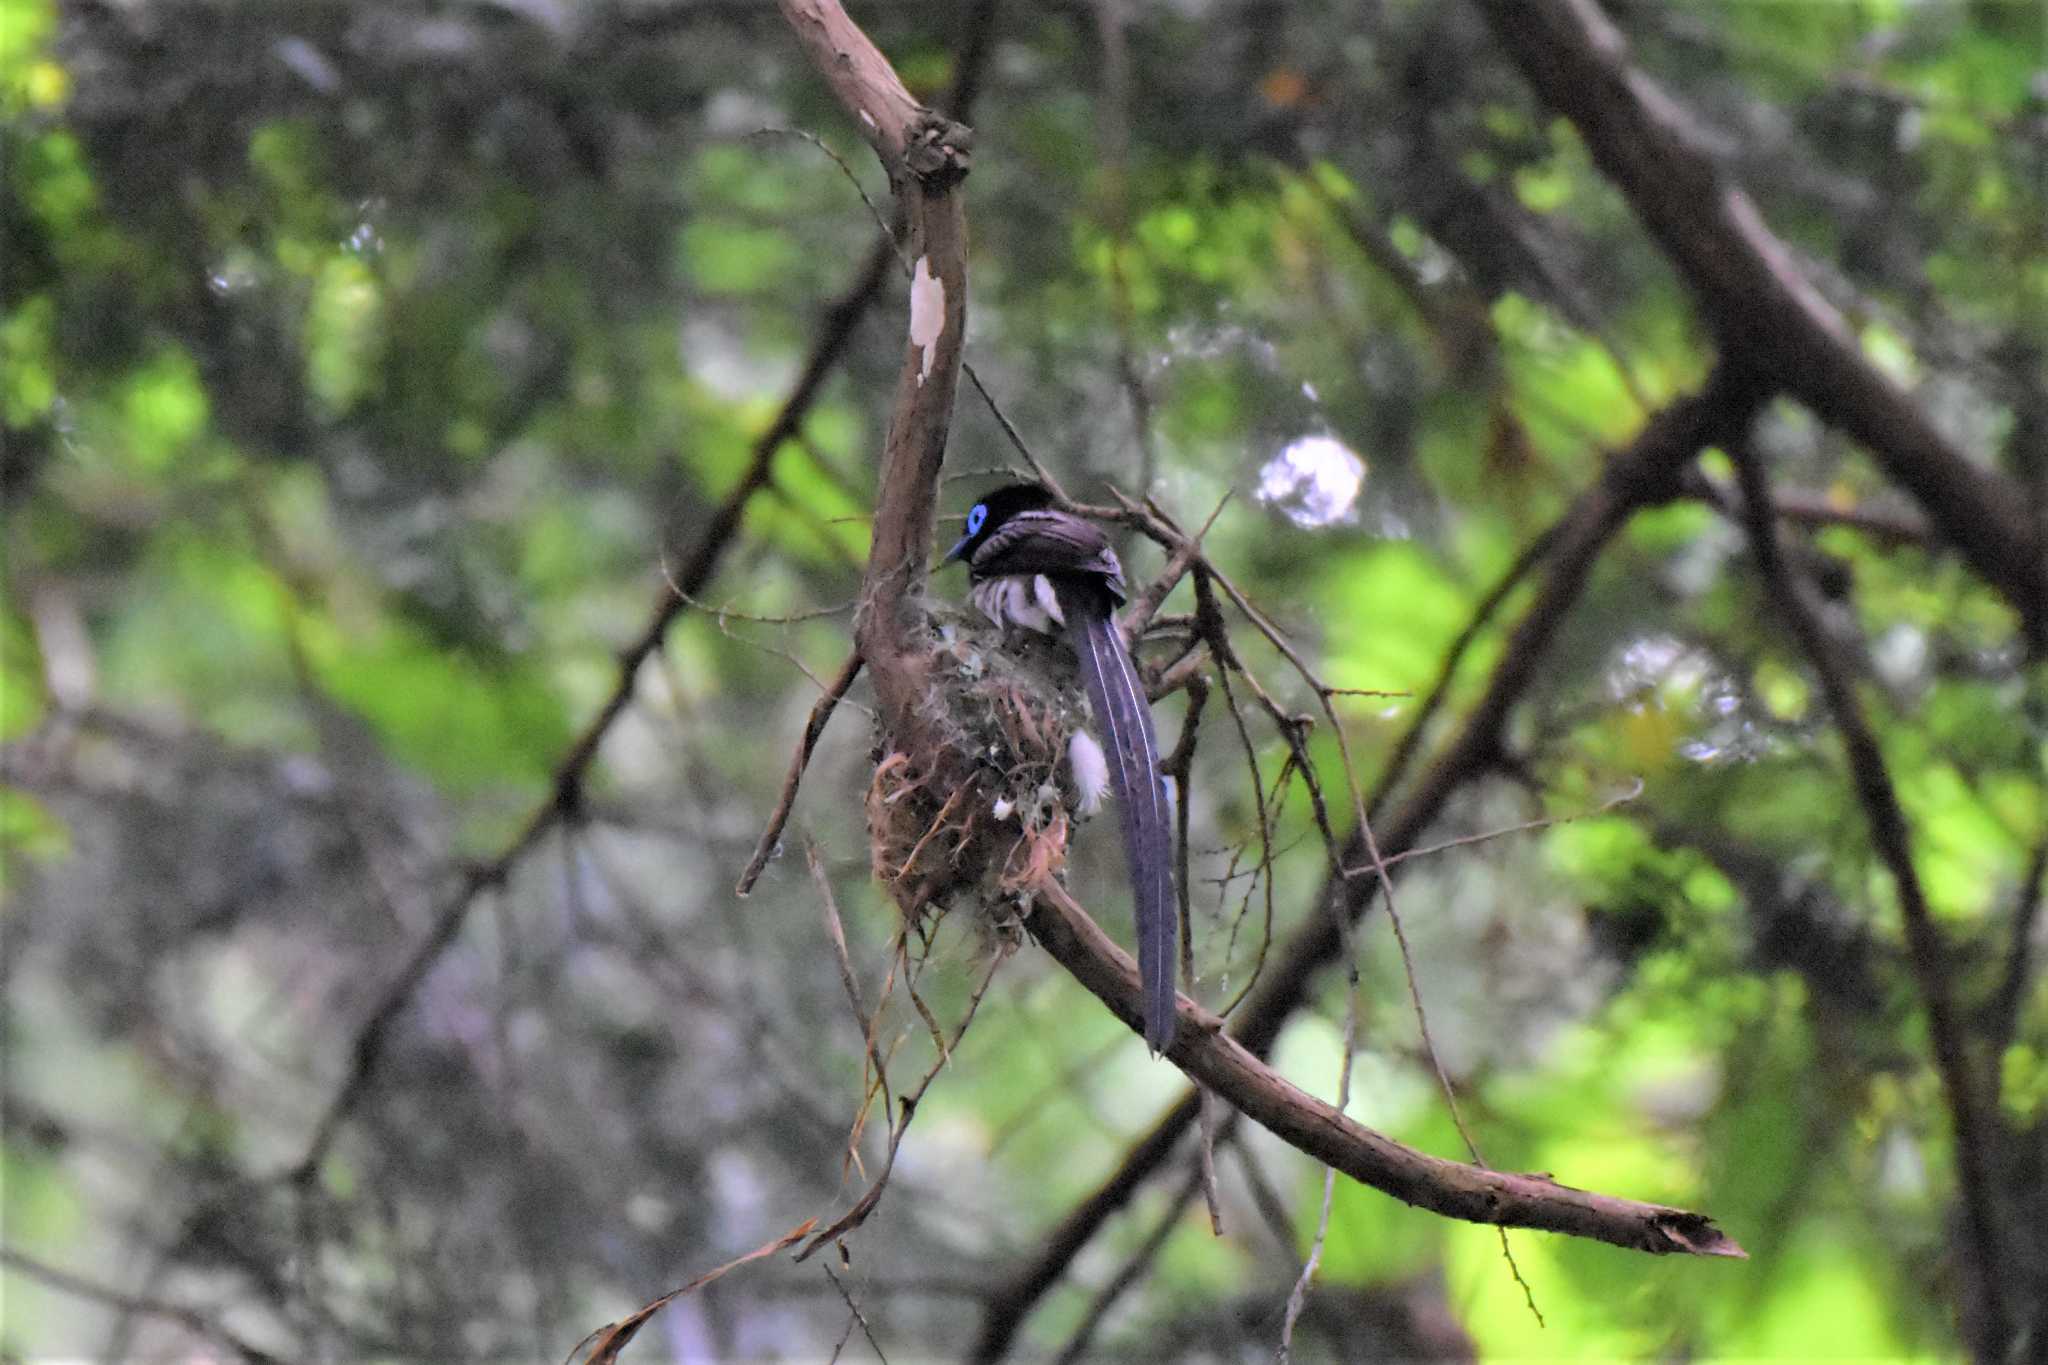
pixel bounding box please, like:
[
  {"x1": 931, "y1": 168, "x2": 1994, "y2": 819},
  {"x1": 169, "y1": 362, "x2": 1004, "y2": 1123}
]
[{"x1": 1057, "y1": 584, "x2": 1177, "y2": 1051}]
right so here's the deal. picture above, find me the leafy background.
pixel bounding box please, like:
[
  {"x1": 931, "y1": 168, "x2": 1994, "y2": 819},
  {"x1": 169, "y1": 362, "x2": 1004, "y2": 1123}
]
[{"x1": 2, "y1": 0, "x2": 2043, "y2": 1359}]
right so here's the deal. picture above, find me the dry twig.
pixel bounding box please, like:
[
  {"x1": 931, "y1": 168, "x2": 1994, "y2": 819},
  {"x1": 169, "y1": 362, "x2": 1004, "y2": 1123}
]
[
  {"x1": 738, "y1": 654, "x2": 868, "y2": 895},
  {"x1": 569, "y1": 1220, "x2": 821, "y2": 1365},
  {"x1": 970, "y1": 366, "x2": 1766, "y2": 1360}
]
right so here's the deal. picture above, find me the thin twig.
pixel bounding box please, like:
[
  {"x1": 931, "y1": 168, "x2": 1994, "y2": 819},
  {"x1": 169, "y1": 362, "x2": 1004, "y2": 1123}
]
[
  {"x1": 810, "y1": 838, "x2": 894, "y2": 1178},
  {"x1": 1195, "y1": 1084, "x2": 1225, "y2": 1236},
  {"x1": 1278, "y1": 1061, "x2": 1347, "y2": 1362},
  {"x1": 570, "y1": 1219, "x2": 820, "y2": 1365},
  {"x1": 962, "y1": 361, "x2": 1066, "y2": 498},
  {"x1": 1207, "y1": 641, "x2": 1281, "y2": 1015},
  {"x1": 1232, "y1": 1135, "x2": 1302, "y2": 1261},
  {"x1": 1340, "y1": 778, "x2": 1644, "y2": 880},
  {"x1": 660, "y1": 576, "x2": 860, "y2": 627},
  {"x1": 796, "y1": 952, "x2": 1005, "y2": 1261},
  {"x1": 1050, "y1": 1162, "x2": 1210, "y2": 1365},
  {"x1": 0, "y1": 1249, "x2": 282, "y2": 1365},
  {"x1": 738, "y1": 653, "x2": 866, "y2": 894},
  {"x1": 1121, "y1": 491, "x2": 1232, "y2": 649},
  {"x1": 285, "y1": 222, "x2": 899, "y2": 1186},
  {"x1": 823, "y1": 1266, "x2": 892, "y2": 1365},
  {"x1": 970, "y1": 367, "x2": 1764, "y2": 1361},
  {"x1": 1162, "y1": 678, "x2": 1225, "y2": 1233}
]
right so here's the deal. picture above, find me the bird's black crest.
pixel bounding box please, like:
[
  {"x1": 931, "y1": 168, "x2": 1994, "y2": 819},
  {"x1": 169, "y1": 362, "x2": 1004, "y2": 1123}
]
[{"x1": 945, "y1": 483, "x2": 1059, "y2": 563}]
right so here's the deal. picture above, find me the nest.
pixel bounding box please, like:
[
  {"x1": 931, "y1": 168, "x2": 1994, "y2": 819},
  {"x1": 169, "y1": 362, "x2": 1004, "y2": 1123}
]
[{"x1": 867, "y1": 602, "x2": 1095, "y2": 928}]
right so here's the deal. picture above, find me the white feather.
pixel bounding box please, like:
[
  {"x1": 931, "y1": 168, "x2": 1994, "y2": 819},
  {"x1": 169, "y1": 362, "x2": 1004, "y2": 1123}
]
[
  {"x1": 1032, "y1": 574, "x2": 1066, "y2": 627},
  {"x1": 1004, "y1": 578, "x2": 1036, "y2": 630},
  {"x1": 1068, "y1": 731, "x2": 1109, "y2": 815},
  {"x1": 973, "y1": 574, "x2": 1059, "y2": 634}
]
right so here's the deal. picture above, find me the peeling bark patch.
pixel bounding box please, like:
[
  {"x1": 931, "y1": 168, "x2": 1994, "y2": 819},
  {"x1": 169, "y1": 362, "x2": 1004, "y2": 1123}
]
[{"x1": 909, "y1": 255, "x2": 945, "y2": 386}]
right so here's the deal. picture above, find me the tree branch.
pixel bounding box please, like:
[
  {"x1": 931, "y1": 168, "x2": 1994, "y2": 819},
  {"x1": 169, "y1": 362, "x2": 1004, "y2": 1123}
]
[
  {"x1": 1026, "y1": 880, "x2": 1743, "y2": 1256},
  {"x1": 286, "y1": 207, "x2": 899, "y2": 1185},
  {"x1": 971, "y1": 366, "x2": 1768, "y2": 1358},
  {"x1": 736, "y1": 650, "x2": 866, "y2": 895},
  {"x1": 1728, "y1": 435, "x2": 2012, "y2": 1354},
  {"x1": 778, "y1": 0, "x2": 928, "y2": 167},
  {"x1": 0, "y1": 1248, "x2": 281, "y2": 1365},
  {"x1": 1473, "y1": 0, "x2": 2044, "y2": 643},
  {"x1": 292, "y1": 0, "x2": 1011, "y2": 1187},
  {"x1": 776, "y1": 0, "x2": 974, "y2": 735},
  {"x1": 1988, "y1": 836, "x2": 2048, "y2": 1075}
]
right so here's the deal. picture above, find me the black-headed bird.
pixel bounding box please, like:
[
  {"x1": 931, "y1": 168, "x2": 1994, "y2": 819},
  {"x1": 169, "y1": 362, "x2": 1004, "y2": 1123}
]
[{"x1": 943, "y1": 484, "x2": 1177, "y2": 1051}]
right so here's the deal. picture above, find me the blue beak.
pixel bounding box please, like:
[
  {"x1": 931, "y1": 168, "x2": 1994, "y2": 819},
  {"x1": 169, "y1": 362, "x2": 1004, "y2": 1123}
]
[{"x1": 943, "y1": 531, "x2": 973, "y2": 564}]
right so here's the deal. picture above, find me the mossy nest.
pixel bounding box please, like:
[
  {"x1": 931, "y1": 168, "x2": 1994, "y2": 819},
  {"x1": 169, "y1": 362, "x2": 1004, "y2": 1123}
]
[{"x1": 867, "y1": 602, "x2": 1096, "y2": 926}]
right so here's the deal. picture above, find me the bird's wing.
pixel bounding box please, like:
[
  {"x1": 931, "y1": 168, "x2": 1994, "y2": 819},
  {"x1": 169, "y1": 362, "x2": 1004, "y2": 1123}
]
[{"x1": 970, "y1": 509, "x2": 1127, "y2": 601}]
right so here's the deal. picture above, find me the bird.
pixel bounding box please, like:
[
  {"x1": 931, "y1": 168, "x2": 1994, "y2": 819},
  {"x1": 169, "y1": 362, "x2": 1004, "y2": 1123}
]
[{"x1": 943, "y1": 484, "x2": 1177, "y2": 1052}]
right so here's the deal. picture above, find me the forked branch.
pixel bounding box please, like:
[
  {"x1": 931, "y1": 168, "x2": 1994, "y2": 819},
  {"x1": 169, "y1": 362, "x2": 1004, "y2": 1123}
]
[{"x1": 780, "y1": 6, "x2": 1749, "y2": 1347}]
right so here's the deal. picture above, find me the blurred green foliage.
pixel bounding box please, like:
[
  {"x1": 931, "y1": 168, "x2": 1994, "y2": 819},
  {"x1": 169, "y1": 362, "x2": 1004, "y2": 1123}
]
[{"x1": 2, "y1": 0, "x2": 2042, "y2": 1360}]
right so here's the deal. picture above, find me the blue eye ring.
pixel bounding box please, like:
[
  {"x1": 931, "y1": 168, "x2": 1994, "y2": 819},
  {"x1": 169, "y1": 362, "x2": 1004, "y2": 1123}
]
[{"x1": 966, "y1": 504, "x2": 987, "y2": 535}]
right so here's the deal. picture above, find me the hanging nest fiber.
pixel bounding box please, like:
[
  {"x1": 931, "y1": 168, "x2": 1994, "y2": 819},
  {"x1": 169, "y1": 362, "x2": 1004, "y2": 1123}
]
[{"x1": 866, "y1": 603, "x2": 1096, "y2": 928}]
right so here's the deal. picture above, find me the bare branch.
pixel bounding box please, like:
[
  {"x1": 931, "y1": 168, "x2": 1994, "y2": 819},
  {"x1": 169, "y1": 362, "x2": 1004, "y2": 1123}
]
[
  {"x1": 776, "y1": 0, "x2": 926, "y2": 167},
  {"x1": 1024, "y1": 880, "x2": 1744, "y2": 1257},
  {"x1": 823, "y1": 1265, "x2": 892, "y2": 1365},
  {"x1": 571, "y1": 1219, "x2": 821, "y2": 1365},
  {"x1": 285, "y1": 230, "x2": 899, "y2": 1187},
  {"x1": 1474, "y1": 0, "x2": 2044, "y2": 641},
  {"x1": 970, "y1": 364, "x2": 1767, "y2": 1358},
  {"x1": 738, "y1": 652, "x2": 867, "y2": 895}
]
